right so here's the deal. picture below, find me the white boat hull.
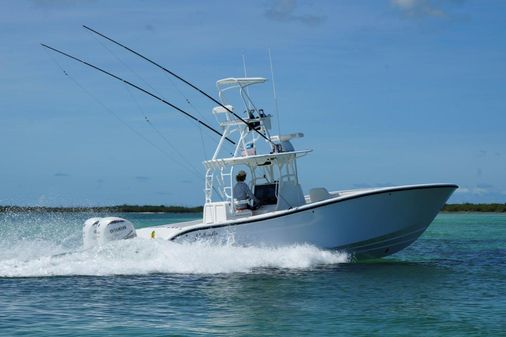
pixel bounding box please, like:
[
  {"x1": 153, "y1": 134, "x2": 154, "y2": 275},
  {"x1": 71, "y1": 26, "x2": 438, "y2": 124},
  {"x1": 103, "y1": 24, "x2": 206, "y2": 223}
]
[{"x1": 137, "y1": 184, "x2": 457, "y2": 259}]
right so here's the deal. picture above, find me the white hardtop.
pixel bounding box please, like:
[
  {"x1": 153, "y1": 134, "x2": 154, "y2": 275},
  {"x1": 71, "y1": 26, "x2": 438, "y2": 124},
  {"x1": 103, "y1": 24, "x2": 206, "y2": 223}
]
[
  {"x1": 270, "y1": 133, "x2": 304, "y2": 142},
  {"x1": 216, "y1": 77, "x2": 267, "y2": 88},
  {"x1": 204, "y1": 150, "x2": 311, "y2": 169}
]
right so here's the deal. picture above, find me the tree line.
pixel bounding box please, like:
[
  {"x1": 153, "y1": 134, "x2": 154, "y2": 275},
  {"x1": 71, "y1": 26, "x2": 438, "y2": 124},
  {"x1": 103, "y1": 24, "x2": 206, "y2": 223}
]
[
  {"x1": 442, "y1": 203, "x2": 506, "y2": 212},
  {"x1": 0, "y1": 204, "x2": 203, "y2": 213},
  {"x1": 1, "y1": 203, "x2": 505, "y2": 213}
]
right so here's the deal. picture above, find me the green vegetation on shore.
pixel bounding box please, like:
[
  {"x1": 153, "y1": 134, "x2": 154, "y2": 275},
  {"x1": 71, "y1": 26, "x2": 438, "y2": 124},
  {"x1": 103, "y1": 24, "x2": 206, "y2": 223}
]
[
  {"x1": 0, "y1": 204, "x2": 203, "y2": 213},
  {"x1": 442, "y1": 203, "x2": 506, "y2": 213},
  {"x1": 1, "y1": 203, "x2": 505, "y2": 213}
]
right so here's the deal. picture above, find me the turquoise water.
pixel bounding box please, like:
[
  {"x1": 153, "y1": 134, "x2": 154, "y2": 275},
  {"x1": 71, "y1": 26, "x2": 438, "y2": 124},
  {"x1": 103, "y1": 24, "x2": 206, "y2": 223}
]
[{"x1": 0, "y1": 212, "x2": 504, "y2": 336}]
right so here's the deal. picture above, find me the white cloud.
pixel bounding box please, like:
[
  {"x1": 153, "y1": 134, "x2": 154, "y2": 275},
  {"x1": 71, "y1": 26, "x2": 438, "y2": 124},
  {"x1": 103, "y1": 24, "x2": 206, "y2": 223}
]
[
  {"x1": 391, "y1": 0, "x2": 446, "y2": 17},
  {"x1": 453, "y1": 185, "x2": 506, "y2": 203},
  {"x1": 265, "y1": 0, "x2": 326, "y2": 26},
  {"x1": 29, "y1": 0, "x2": 97, "y2": 8},
  {"x1": 455, "y1": 186, "x2": 489, "y2": 195}
]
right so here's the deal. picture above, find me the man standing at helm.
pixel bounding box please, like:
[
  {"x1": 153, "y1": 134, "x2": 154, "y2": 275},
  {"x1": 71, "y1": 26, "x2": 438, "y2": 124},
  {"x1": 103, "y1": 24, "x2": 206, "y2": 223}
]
[{"x1": 233, "y1": 170, "x2": 259, "y2": 210}]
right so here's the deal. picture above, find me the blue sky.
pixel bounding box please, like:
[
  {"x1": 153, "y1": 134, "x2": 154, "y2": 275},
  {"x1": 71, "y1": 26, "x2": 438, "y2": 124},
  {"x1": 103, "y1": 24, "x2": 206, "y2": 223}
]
[{"x1": 0, "y1": 0, "x2": 505, "y2": 206}]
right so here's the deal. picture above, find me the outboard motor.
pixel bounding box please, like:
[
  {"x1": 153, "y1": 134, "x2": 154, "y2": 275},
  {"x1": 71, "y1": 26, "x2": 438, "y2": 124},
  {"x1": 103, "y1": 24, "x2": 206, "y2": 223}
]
[
  {"x1": 83, "y1": 217, "x2": 101, "y2": 249},
  {"x1": 83, "y1": 217, "x2": 137, "y2": 247}
]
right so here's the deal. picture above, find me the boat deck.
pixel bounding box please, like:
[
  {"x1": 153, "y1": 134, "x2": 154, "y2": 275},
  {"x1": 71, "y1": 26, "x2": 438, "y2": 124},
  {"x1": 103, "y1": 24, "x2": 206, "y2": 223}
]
[{"x1": 135, "y1": 188, "x2": 368, "y2": 240}]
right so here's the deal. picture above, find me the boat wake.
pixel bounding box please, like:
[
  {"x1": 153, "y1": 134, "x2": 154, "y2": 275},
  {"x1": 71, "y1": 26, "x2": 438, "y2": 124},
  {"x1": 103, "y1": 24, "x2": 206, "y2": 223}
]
[{"x1": 0, "y1": 236, "x2": 349, "y2": 278}]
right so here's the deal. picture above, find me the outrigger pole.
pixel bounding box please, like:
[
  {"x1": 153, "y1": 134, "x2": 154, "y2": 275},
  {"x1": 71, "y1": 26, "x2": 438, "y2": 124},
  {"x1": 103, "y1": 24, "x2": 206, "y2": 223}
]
[
  {"x1": 41, "y1": 43, "x2": 235, "y2": 145},
  {"x1": 82, "y1": 25, "x2": 277, "y2": 149}
]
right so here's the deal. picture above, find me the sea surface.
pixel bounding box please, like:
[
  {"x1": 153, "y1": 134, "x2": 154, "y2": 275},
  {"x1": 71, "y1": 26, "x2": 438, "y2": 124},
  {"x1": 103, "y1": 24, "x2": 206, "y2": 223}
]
[{"x1": 0, "y1": 212, "x2": 504, "y2": 336}]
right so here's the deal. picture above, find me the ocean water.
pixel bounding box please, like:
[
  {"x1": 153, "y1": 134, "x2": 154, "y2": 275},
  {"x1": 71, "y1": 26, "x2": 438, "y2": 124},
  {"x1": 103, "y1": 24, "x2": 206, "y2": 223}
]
[{"x1": 0, "y1": 212, "x2": 504, "y2": 336}]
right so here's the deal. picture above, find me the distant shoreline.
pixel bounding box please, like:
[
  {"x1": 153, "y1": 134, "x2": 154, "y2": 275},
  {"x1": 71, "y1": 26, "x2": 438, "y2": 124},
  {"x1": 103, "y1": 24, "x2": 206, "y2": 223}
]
[
  {"x1": 0, "y1": 205, "x2": 203, "y2": 213},
  {"x1": 1, "y1": 203, "x2": 505, "y2": 213},
  {"x1": 442, "y1": 203, "x2": 506, "y2": 213}
]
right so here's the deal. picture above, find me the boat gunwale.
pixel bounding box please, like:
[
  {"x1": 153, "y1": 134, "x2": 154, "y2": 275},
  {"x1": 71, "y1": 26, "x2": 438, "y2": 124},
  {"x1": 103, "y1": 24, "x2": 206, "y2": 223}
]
[{"x1": 167, "y1": 183, "x2": 458, "y2": 240}]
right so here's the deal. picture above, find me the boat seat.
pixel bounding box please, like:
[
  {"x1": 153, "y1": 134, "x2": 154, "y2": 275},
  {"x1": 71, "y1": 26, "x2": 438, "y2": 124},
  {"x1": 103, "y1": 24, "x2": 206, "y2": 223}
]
[
  {"x1": 309, "y1": 187, "x2": 331, "y2": 203},
  {"x1": 234, "y1": 208, "x2": 253, "y2": 217},
  {"x1": 234, "y1": 200, "x2": 253, "y2": 216},
  {"x1": 235, "y1": 199, "x2": 249, "y2": 208}
]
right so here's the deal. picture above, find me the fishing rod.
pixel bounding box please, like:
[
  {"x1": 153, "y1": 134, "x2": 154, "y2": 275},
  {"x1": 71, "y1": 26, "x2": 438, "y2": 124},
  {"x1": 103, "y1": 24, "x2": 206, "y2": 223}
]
[
  {"x1": 40, "y1": 43, "x2": 235, "y2": 145},
  {"x1": 82, "y1": 25, "x2": 277, "y2": 149}
]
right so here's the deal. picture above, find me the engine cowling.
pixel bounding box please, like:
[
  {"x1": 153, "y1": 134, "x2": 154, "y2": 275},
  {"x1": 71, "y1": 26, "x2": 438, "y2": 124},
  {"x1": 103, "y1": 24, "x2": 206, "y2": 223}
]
[
  {"x1": 83, "y1": 217, "x2": 101, "y2": 249},
  {"x1": 83, "y1": 217, "x2": 137, "y2": 247}
]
